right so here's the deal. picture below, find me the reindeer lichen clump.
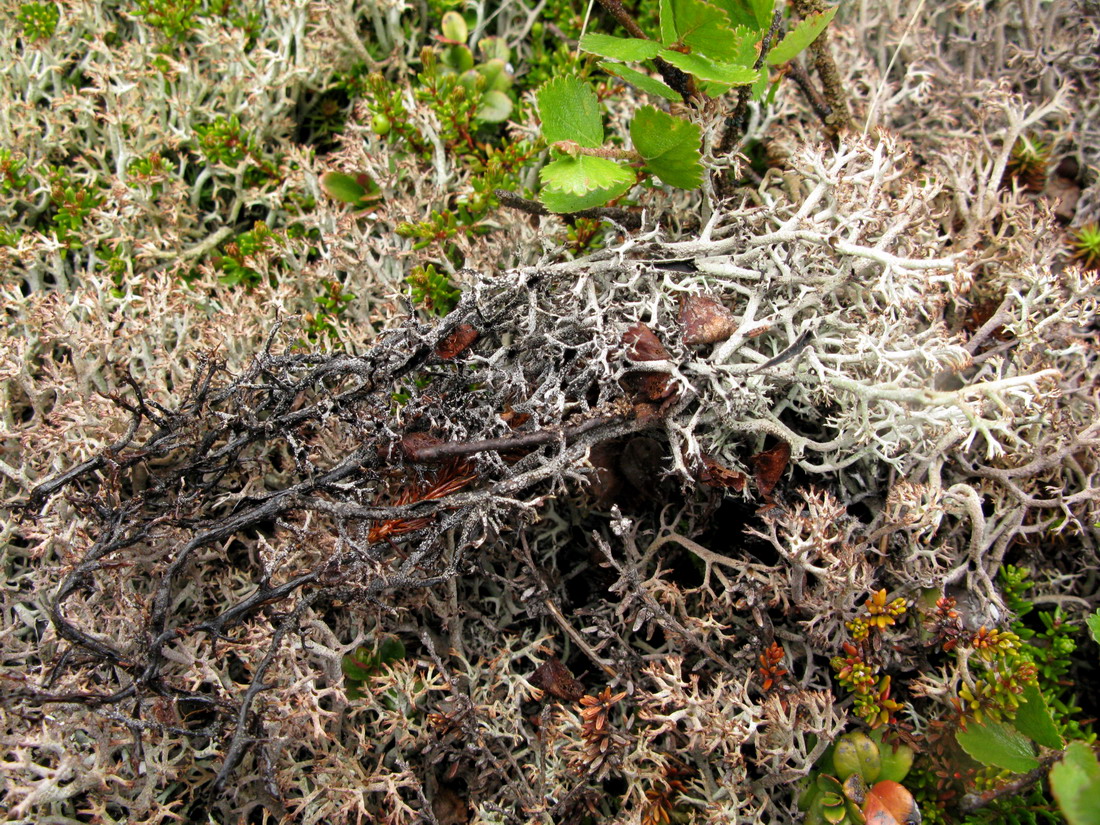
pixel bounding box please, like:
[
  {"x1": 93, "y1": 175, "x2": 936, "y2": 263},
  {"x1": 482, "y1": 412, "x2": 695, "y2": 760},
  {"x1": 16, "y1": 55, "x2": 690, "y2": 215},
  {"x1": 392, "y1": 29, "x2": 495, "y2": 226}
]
[{"x1": 9, "y1": 131, "x2": 1098, "y2": 821}]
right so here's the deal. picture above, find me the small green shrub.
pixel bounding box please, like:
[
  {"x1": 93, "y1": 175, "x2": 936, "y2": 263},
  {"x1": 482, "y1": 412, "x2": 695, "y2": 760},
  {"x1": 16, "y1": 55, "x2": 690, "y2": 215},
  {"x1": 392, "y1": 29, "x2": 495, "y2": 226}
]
[
  {"x1": 213, "y1": 221, "x2": 277, "y2": 288},
  {"x1": 17, "y1": 1, "x2": 59, "y2": 41},
  {"x1": 341, "y1": 636, "x2": 407, "y2": 700},
  {"x1": 531, "y1": 0, "x2": 839, "y2": 212},
  {"x1": 0, "y1": 148, "x2": 32, "y2": 194},
  {"x1": 406, "y1": 263, "x2": 460, "y2": 316},
  {"x1": 1068, "y1": 223, "x2": 1100, "y2": 271},
  {"x1": 136, "y1": 0, "x2": 203, "y2": 41},
  {"x1": 49, "y1": 169, "x2": 104, "y2": 248},
  {"x1": 907, "y1": 568, "x2": 1096, "y2": 824},
  {"x1": 301, "y1": 279, "x2": 357, "y2": 344}
]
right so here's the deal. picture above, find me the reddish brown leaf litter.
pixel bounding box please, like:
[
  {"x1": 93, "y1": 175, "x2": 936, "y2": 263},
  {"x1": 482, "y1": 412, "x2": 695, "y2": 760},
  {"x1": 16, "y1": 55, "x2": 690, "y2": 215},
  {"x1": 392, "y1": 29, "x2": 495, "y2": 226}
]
[
  {"x1": 622, "y1": 323, "x2": 677, "y2": 403},
  {"x1": 696, "y1": 452, "x2": 746, "y2": 491},
  {"x1": 530, "y1": 656, "x2": 584, "y2": 702},
  {"x1": 750, "y1": 440, "x2": 791, "y2": 500},
  {"x1": 864, "y1": 780, "x2": 921, "y2": 825},
  {"x1": 679, "y1": 295, "x2": 736, "y2": 345},
  {"x1": 623, "y1": 322, "x2": 670, "y2": 362},
  {"x1": 435, "y1": 323, "x2": 479, "y2": 359}
]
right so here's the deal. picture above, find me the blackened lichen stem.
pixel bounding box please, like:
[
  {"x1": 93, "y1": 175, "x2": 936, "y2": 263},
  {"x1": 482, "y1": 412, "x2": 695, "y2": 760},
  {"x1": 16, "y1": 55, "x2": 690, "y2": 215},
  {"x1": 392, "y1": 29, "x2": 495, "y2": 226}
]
[{"x1": 402, "y1": 415, "x2": 624, "y2": 463}]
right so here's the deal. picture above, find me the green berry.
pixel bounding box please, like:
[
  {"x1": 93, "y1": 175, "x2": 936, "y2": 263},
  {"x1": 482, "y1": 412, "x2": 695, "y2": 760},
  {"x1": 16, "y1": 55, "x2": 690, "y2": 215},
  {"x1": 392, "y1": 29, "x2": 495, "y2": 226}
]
[
  {"x1": 876, "y1": 740, "x2": 915, "y2": 783},
  {"x1": 831, "y1": 731, "x2": 881, "y2": 783},
  {"x1": 371, "y1": 114, "x2": 392, "y2": 136}
]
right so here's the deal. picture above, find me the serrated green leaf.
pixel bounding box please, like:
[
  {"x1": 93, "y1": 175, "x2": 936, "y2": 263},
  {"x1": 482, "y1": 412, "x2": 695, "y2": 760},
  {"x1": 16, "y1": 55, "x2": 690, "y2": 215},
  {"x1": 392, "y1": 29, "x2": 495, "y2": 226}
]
[
  {"x1": 540, "y1": 155, "x2": 634, "y2": 194},
  {"x1": 580, "y1": 32, "x2": 662, "y2": 62},
  {"x1": 539, "y1": 155, "x2": 634, "y2": 213},
  {"x1": 1086, "y1": 609, "x2": 1100, "y2": 644},
  {"x1": 710, "y1": 0, "x2": 773, "y2": 31},
  {"x1": 539, "y1": 183, "x2": 631, "y2": 213},
  {"x1": 599, "y1": 62, "x2": 680, "y2": 100},
  {"x1": 670, "y1": 0, "x2": 735, "y2": 57},
  {"x1": 1013, "y1": 683, "x2": 1065, "y2": 750},
  {"x1": 749, "y1": 0, "x2": 775, "y2": 29},
  {"x1": 956, "y1": 719, "x2": 1039, "y2": 773},
  {"x1": 630, "y1": 106, "x2": 703, "y2": 189},
  {"x1": 1051, "y1": 742, "x2": 1100, "y2": 825},
  {"x1": 723, "y1": 24, "x2": 762, "y2": 66},
  {"x1": 660, "y1": 0, "x2": 676, "y2": 45},
  {"x1": 477, "y1": 89, "x2": 513, "y2": 123},
  {"x1": 320, "y1": 172, "x2": 366, "y2": 205},
  {"x1": 536, "y1": 76, "x2": 603, "y2": 148},
  {"x1": 699, "y1": 80, "x2": 732, "y2": 96},
  {"x1": 751, "y1": 66, "x2": 771, "y2": 101},
  {"x1": 658, "y1": 49, "x2": 759, "y2": 85},
  {"x1": 766, "y1": 6, "x2": 838, "y2": 65}
]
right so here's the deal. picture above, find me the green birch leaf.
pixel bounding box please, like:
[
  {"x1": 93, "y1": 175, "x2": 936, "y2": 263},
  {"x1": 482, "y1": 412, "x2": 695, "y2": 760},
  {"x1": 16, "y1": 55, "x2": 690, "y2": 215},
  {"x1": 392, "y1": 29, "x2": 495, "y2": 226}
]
[
  {"x1": 683, "y1": 25, "x2": 738, "y2": 60},
  {"x1": 539, "y1": 155, "x2": 634, "y2": 213},
  {"x1": 671, "y1": 0, "x2": 735, "y2": 57},
  {"x1": 710, "y1": 0, "x2": 773, "y2": 31},
  {"x1": 539, "y1": 184, "x2": 632, "y2": 213},
  {"x1": 749, "y1": 0, "x2": 775, "y2": 29},
  {"x1": 660, "y1": 0, "x2": 676, "y2": 45},
  {"x1": 630, "y1": 106, "x2": 703, "y2": 189},
  {"x1": 751, "y1": 66, "x2": 772, "y2": 101},
  {"x1": 956, "y1": 719, "x2": 1039, "y2": 773},
  {"x1": 658, "y1": 49, "x2": 759, "y2": 85},
  {"x1": 1086, "y1": 608, "x2": 1100, "y2": 644},
  {"x1": 536, "y1": 76, "x2": 603, "y2": 148},
  {"x1": 696, "y1": 26, "x2": 762, "y2": 97},
  {"x1": 766, "y1": 6, "x2": 838, "y2": 65},
  {"x1": 580, "y1": 32, "x2": 662, "y2": 62},
  {"x1": 724, "y1": 24, "x2": 763, "y2": 67},
  {"x1": 599, "y1": 61, "x2": 680, "y2": 101},
  {"x1": 1013, "y1": 683, "x2": 1065, "y2": 750},
  {"x1": 320, "y1": 172, "x2": 366, "y2": 205},
  {"x1": 700, "y1": 81, "x2": 732, "y2": 96},
  {"x1": 1051, "y1": 742, "x2": 1100, "y2": 825}
]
